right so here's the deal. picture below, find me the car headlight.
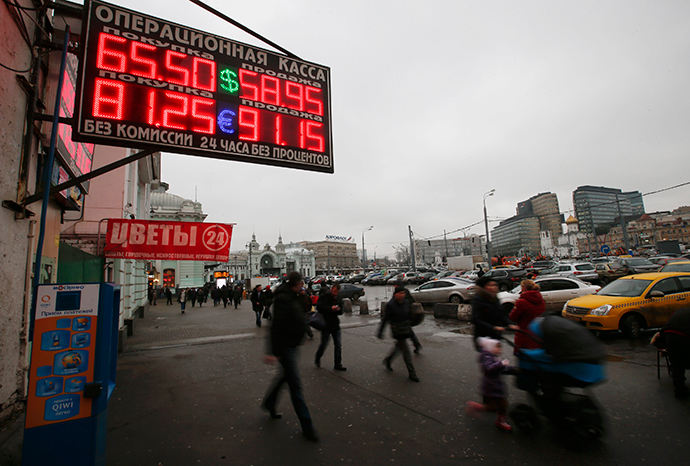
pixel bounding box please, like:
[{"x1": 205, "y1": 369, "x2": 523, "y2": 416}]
[{"x1": 590, "y1": 304, "x2": 612, "y2": 316}]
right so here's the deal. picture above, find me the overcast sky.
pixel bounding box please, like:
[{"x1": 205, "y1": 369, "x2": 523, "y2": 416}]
[{"x1": 105, "y1": 0, "x2": 690, "y2": 257}]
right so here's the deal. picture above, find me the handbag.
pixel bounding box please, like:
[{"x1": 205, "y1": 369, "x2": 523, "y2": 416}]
[
  {"x1": 262, "y1": 306, "x2": 271, "y2": 319},
  {"x1": 410, "y1": 303, "x2": 424, "y2": 327},
  {"x1": 307, "y1": 311, "x2": 326, "y2": 331}
]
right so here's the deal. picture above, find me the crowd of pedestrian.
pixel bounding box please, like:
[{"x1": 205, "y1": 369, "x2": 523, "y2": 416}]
[{"x1": 149, "y1": 272, "x2": 689, "y2": 442}]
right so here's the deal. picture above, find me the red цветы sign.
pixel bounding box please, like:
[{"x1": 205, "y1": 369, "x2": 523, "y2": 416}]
[{"x1": 104, "y1": 219, "x2": 233, "y2": 261}]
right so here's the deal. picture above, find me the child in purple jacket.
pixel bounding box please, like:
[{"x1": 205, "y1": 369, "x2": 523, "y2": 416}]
[{"x1": 466, "y1": 337, "x2": 515, "y2": 431}]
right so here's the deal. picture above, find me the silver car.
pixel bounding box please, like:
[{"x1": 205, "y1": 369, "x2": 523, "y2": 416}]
[
  {"x1": 410, "y1": 278, "x2": 475, "y2": 305},
  {"x1": 497, "y1": 276, "x2": 600, "y2": 314},
  {"x1": 546, "y1": 262, "x2": 598, "y2": 282}
]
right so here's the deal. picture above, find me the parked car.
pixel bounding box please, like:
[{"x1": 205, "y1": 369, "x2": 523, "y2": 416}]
[
  {"x1": 546, "y1": 262, "x2": 598, "y2": 282},
  {"x1": 416, "y1": 272, "x2": 436, "y2": 284},
  {"x1": 386, "y1": 273, "x2": 405, "y2": 285},
  {"x1": 498, "y1": 276, "x2": 600, "y2": 315},
  {"x1": 612, "y1": 257, "x2": 661, "y2": 275},
  {"x1": 562, "y1": 272, "x2": 690, "y2": 338},
  {"x1": 648, "y1": 255, "x2": 681, "y2": 265},
  {"x1": 367, "y1": 272, "x2": 395, "y2": 285},
  {"x1": 594, "y1": 262, "x2": 628, "y2": 285},
  {"x1": 338, "y1": 283, "x2": 365, "y2": 301},
  {"x1": 361, "y1": 272, "x2": 383, "y2": 285},
  {"x1": 591, "y1": 256, "x2": 614, "y2": 264},
  {"x1": 347, "y1": 273, "x2": 367, "y2": 284},
  {"x1": 410, "y1": 278, "x2": 475, "y2": 304},
  {"x1": 481, "y1": 268, "x2": 528, "y2": 291},
  {"x1": 459, "y1": 270, "x2": 479, "y2": 281},
  {"x1": 430, "y1": 271, "x2": 454, "y2": 281},
  {"x1": 650, "y1": 257, "x2": 685, "y2": 267},
  {"x1": 659, "y1": 261, "x2": 690, "y2": 273},
  {"x1": 400, "y1": 272, "x2": 421, "y2": 283},
  {"x1": 526, "y1": 260, "x2": 557, "y2": 272}
]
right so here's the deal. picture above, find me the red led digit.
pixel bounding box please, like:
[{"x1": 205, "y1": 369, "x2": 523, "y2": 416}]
[
  {"x1": 162, "y1": 92, "x2": 188, "y2": 130},
  {"x1": 165, "y1": 51, "x2": 190, "y2": 86},
  {"x1": 305, "y1": 121, "x2": 324, "y2": 152},
  {"x1": 147, "y1": 90, "x2": 156, "y2": 125},
  {"x1": 239, "y1": 69, "x2": 259, "y2": 100},
  {"x1": 261, "y1": 75, "x2": 280, "y2": 106},
  {"x1": 192, "y1": 57, "x2": 216, "y2": 92},
  {"x1": 130, "y1": 42, "x2": 157, "y2": 79},
  {"x1": 275, "y1": 115, "x2": 282, "y2": 145},
  {"x1": 93, "y1": 79, "x2": 124, "y2": 120},
  {"x1": 97, "y1": 33, "x2": 127, "y2": 72},
  {"x1": 284, "y1": 81, "x2": 304, "y2": 111},
  {"x1": 191, "y1": 97, "x2": 215, "y2": 134},
  {"x1": 305, "y1": 86, "x2": 323, "y2": 116},
  {"x1": 239, "y1": 106, "x2": 258, "y2": 141}
]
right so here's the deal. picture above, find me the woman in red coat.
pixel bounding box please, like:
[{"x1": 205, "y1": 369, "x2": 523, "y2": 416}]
[{"x1": 508, "y1": 280, "x2": 545, "y2": 353}]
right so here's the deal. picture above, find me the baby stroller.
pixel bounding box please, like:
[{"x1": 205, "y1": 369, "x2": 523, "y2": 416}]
[{"x1": 506, "y1": 316, "x2": 607, "y2": 442}]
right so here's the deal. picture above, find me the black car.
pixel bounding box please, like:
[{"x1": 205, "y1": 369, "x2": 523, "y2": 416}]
[
  {"x1": 338, "y1": 283, "x2": 365, "y2": 301},
  {"x1": 612, "y1": 257, "x2": 661, "y2": 274},
  {"x1": 347, "y1": 273, "x2": 366, "y2": 284},
  {"x1": 368, "y1": 272, "x2": 397, "y2": 285},
  {"x1": 481, "y1": 268, "x2": 527, "y2": 291}
]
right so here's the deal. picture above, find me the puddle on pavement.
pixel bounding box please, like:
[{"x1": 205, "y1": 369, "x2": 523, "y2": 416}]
[{"x1": 449, "y1": 327, "x2": 474, "y2": 335}]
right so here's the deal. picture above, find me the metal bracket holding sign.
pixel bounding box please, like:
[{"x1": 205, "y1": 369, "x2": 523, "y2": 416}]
[{"x1": 73, "y1": 0, "x2": 333, "y2": 173}]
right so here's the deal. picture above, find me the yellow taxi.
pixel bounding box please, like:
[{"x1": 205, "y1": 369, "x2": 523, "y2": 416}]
[{"x1": 561, "y1": 272, "x2": 690, "y2": 338}]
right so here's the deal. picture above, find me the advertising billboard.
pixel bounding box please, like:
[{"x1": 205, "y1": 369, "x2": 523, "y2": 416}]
[
  {"x1": 104, "y1": 219, "x2": 234, "y2": 261},
  {"x1": 73, "y1": 0, "x2": 333, "y2": 173}
]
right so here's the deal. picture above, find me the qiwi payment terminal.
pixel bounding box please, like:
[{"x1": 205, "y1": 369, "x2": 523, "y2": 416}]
[{"x1": 22, "y1": 283, "x2": 120, "y2": 466}]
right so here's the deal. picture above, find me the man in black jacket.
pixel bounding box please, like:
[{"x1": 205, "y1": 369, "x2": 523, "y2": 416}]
[
  {"x1": 314, "y1": 283, "x2": 346, "y2": 371},
  {"x1": 471, "y1": 276, "x2": 517, "y2": 350},
  {"x1": 262, "y1": 272, "x2": 318, "y2": 441},
  {"x1": 250, "y1": 285, "x2": 264, "y2": 327},
  {"x1": 378, "y1": 286, "x2": 419, "y2": 382}
]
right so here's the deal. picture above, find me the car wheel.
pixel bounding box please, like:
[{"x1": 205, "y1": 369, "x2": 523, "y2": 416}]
[
  {"x1": 600, "y1": 277, "x2": 610, "y2": 285},
  {"x1": 499, "y1": 283, "x2": 509, "y2": 292},
  {"x1": 501, "y1": 302, "x2": 514, "y2": 315},
  {"x1": 449, "y1": 295, "x2": 463, "y2": 305},
  {"x1": 620, "y1": 314, "x2": 643, "y2": 339},
  {"x1": 351, "y1": 293, "x2": 360, "y2": 301}
]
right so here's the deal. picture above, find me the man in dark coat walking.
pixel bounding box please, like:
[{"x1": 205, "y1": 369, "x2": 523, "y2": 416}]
[
  {"x1": 471, "y1": 276, "x2": 517, "y2": 350},
  {"x1": 314, "y1": 283, "x2": 346, "y2": 371},
  {"x1": 250, "y1": 285, "x2": 264, "y2": 327},
  {"x1": 262, "y1": 272, "x2": 318, "y2": 441},
  {"x1": 378, "y1": 286, "x2": 419, "y2": 382}
]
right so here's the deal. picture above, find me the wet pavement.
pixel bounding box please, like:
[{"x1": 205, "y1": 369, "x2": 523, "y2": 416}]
[{"x1": 105, "y1": 289, "x2": 690, "y2": 465}]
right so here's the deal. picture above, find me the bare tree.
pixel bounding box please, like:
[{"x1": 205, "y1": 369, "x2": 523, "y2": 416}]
[{"x1": 393, "y1": 244, "x2": 410, "y2": 265}]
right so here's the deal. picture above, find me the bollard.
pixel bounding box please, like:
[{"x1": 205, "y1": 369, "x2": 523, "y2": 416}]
[
  {"x1": 433, "y1": 303, "x2": 459, "y2": 319},
  {"x1": 358, "y1": 300, "x2": 369, "y2": 315},
  {"x1": 342, "y1": 298, "x2": 352, "y2": 314}
]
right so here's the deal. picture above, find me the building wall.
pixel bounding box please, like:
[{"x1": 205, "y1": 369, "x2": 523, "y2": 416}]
[
  {"x1": 304, "y1": 241, "x2": 358, "y2": 271},
  {"x1": 573, "y1": 186, "x2": 633, "y2": 233},
  {"x1": 531, "y1": 193, "x2": 563, "y2": 240},
  {"x1": 0, "y1": 0, "x2": 51, "y2": 420},
  {"x1": 491, "y1": 216, "x2": 541, "y2": 257},
  {"x1": 60, "y1": 146, "x2": 159, "y2": 331}
]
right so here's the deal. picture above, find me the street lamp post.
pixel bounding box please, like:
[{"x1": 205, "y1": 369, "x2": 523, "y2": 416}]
[
  {"x1": 362, "y1": 225, "x2": 373, "y2": 271},
  {"x1": 483, "y1": 189, "x2": 495, "y2": 266}
]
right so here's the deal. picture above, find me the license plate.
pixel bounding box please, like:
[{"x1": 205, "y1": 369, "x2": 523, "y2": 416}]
[{"x1": 565, "y1": 315, "x2": 581, "y2": 322}]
